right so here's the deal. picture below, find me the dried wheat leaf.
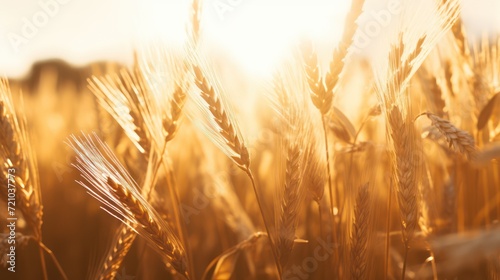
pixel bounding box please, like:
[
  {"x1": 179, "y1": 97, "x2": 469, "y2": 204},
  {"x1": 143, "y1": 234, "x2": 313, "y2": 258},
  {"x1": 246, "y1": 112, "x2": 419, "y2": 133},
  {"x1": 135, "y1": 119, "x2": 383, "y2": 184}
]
[
  {"x1": 477, "y1": 92, "x2": 499, "y2": 130},
  {"x1": 202, "y1": 233, "x2": 266, "y2": 280},
  {"x1": 331, "y1": 106, "x2": 356, "y2": 143}
]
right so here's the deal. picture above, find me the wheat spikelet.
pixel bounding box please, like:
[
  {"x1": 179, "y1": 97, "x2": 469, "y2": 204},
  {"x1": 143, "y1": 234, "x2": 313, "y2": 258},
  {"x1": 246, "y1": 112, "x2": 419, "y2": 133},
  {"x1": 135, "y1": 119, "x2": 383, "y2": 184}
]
[
  {"x1": 424, "y1": 112, "x2": 476, "y2": 158},
  {"x1": 69, "y1": 133, "x2": 189, "y2": 278},
  {"x1": 0, "y1": 79, "x2": 43, "y2": 239},
  {"x1": 350, "y1": 183, "x2": 370, "y2": 280}
]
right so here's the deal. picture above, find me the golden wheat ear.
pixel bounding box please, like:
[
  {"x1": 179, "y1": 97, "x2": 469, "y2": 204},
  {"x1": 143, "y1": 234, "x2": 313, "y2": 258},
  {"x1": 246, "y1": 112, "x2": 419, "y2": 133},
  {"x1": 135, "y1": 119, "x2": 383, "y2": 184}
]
[
  {"x1": 186, "y1": 61, "x2": 250, "y2": 171},
  {"x1": 90, "y1": 45, "x2": 190, "y2": 156},
  {"x1": 372, "y1": 0, "x2": 461, "y2": 105},
  {"x1": 68, "y1": 133, "x2": 190, "y2": 279},
  {"x1": 0, "y1": 78, "x2": 43, "y2": 240},
  {"x1": 350, "y1": 183, "x2": 370, "y2": 280},
  {"x1": 269, "y1": 61, "x2": 315, "y2": 272},
  {"x1": 421, "y1": 112, "x2": 476, "y2": 159},
  {"x1": 0, "y1": 78, "x2": 72, "y2": 280}
]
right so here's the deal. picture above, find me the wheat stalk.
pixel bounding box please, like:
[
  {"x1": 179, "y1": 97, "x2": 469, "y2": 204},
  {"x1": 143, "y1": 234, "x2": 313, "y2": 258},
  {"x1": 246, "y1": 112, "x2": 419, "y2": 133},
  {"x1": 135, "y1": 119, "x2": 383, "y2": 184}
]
[
  {"x1": 370, "y1": 4, "x2": 462, "y2": 275},
  {"x1": 201, "y1": 153, "x2": 256, "y2": 242}
]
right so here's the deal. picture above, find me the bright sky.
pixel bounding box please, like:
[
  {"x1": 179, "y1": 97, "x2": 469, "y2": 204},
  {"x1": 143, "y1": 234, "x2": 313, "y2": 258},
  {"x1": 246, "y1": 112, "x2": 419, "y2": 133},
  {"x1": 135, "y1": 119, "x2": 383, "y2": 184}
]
[{"x1": 0, "y1": 0, "x2": 498, "y2": 78}]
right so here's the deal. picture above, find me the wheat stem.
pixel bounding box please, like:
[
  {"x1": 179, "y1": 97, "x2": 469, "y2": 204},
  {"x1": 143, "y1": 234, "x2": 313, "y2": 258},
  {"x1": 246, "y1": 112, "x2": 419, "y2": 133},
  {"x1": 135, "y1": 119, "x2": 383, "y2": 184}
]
[
  {"x1": 40, "y1": 242, "x2": 69, "y2": 280},
  {"x1": 245, "y1": 169, "x2": 282, "y2": 279},
  {"x1": 402, "y1": 245, "x2": 409, "y2": 280},
  {"x1": 385, "y1": 180, "x2": 393, "y2": 280},
  {"x1": 321, "y1": 115, "x2": 340, "y2": 274},
  {"x1": 39, "y1": 241, "x2": 48, "y2": 280}
]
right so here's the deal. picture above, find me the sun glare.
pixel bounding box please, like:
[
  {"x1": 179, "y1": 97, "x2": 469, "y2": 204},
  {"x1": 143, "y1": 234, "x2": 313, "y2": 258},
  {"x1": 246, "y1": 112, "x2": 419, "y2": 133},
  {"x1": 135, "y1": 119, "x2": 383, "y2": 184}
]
[
  {"x1": 133, "y1": 0, "x2": 350, "y2": 77},
  {"x1": 202, "y1": 0, "x2": 350, "y2": 76}
]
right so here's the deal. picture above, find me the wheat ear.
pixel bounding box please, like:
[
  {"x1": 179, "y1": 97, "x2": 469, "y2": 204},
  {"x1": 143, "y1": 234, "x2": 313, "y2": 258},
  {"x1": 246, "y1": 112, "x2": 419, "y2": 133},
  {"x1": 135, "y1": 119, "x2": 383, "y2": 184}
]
[
  {"x1": 106, "y1": 177, "x2": 188, "y2": 277},
  {"x1": 423, "y1": 112, "x2": 476, "y2": 159},
  {"x1": 276, "y1": 143, "x2": 304, "y2": 270},
  {"x1": 191, "y1": 64, "x2": 250, "y2": 170},
  {"x1": 88, "y1": 68, "x2": 152, "y2": 154},
  {"x1": 388, "y1": 106, "x2": 421, "y2": 244},
  {"x1": 188, "y1": 60, "x2": 284, "y2": 277},
  {"x1": 69, "y1": 134, "x2": 189, "y2": 279},
  {"x1": 0, "y1": 79, "x2": 70, "y2": 280},
  {"x1": 164, "y1": 84, "x2": 187, "y2": 143},
  {"x1": 351, "y1": 183, "x2": 370, "y2": 280},
  {"x1": 97, "y1": 226, "x2": 136, "y2": 280},
  {"x1": 300, "y1": 2, "x2": 365, "y2": 263},
  {"x1": 0, "y1": 79, "x2": 43, "y2": 239},
  {"x1": 325, "y1": 0, "x2": 364, "y2": 93},
  {"x1": 270, "y1": 63, "x2": 313, "y2": 273}
]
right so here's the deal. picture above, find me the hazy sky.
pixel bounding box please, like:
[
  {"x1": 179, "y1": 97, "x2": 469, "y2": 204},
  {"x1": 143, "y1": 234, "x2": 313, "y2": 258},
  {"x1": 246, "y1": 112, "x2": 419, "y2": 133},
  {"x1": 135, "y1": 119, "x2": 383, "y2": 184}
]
[{"x1": 0, "y1": 0, "x2": 499, "y2": 77}]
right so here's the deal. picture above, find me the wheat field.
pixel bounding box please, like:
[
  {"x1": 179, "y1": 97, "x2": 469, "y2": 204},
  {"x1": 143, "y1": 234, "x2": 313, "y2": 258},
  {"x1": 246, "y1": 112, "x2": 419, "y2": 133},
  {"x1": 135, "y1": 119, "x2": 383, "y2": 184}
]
[{"x1": 1, "y1": 0, "x2": 500, "y2": 279}]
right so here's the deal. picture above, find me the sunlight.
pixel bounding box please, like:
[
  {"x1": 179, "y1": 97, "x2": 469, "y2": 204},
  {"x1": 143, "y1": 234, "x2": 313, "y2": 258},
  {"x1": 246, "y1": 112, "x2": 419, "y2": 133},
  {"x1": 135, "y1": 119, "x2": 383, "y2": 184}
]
[
  {"x1": 202, "y1": 0, "x2": 350, "y2": 76},
  {"x1": 133, "y1": 0, "x2": 350, "y2": 77}
]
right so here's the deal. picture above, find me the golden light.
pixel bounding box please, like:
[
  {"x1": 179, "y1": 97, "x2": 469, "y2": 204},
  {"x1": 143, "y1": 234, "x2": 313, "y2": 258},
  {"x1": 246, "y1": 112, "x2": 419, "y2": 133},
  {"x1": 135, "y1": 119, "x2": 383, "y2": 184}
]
[{"x1": 200, "y1": 0, "x2": 350, "y2": 76}]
